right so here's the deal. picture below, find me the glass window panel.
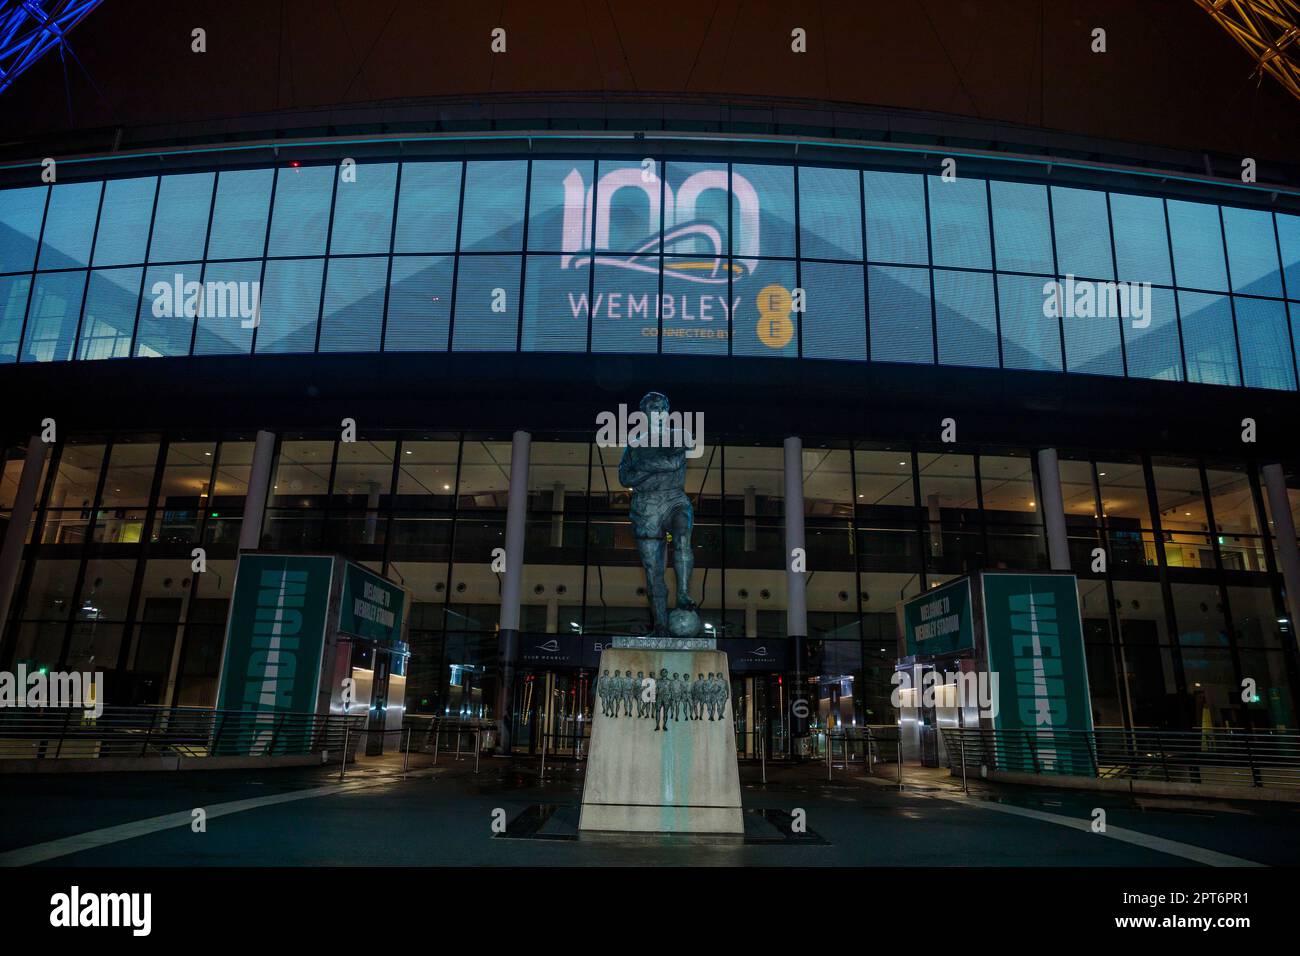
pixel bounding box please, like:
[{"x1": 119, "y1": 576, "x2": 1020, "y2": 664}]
[
  {"x1": 207, "y1": 168, "x2": 273, "y2": 260},
  {"x1": 801, "y1": 260, "x2": 866, "y2": 360},
  {"x1": 1058, "y1": 458, "x2": 1098, "y2": 524},
  {"x1": 1203, "y1": 465, "x2": 1261, "y2": 536},
  {"x1": 659, "y1": 256, "x2": 730, "y2": 356},
  {"x1": 998, "y1": 273, "x2": 1062, "y2": 371},
  {"x1": 868, "y1": 264, "x2": 931, "y2": 363},
  {"x1": 528, "y1": 159, "x2": 594, "y2": 254},
  {"x1": 854, "y1": 447, "x2": 916, "y2": 511},
  {"x1": 1167, "y1": 199, "x2": 1228, "y2": 292},
  {"x1": 980, "y1": 452, "x2": 1040, "y2": 517},
  {"x1": 1123, "y1": 287, "x2": 1181, "y2": 381},
  {"x1": 151, "y1": 442, "x2": 216, "y2": 545},
  {"x1": 1292, "y1": 302, "x2": 1300, "y2": 382},
  {"x1": 933, "y1": 269, "x2": 997, "y2": 368},
  {"x1": 395, "y1": 439, "x2": 459, "y2": 506},
  {"x1": 77, "y1": 557, "x2": 137, "y2": 621},
  {"x1": 92, "y1": 177, "x2": 156, "y2": 267},
  {"x1": 591, "y1": 257, "x2": 657, "y2": 354},
  {"x1": 1110, "y1": 192, "x2": 1172, "y2": 285},
  {"x1": 798, "y1": 166, "x2": 861, "y2": 261},
  {"x1": 450, "y1": 254, "x2": 520, "y2": 351},
  {"x1": 1228, "y1": 586, "x2": 1285, "y2": 647},
  {"x1": 330, "y1": 162, "x2": 397, "y2": 255},
  {"x1": 0, "y1": 274, "x2": 31, "y2": 363},
  {"x1": 192, "y1": 260, "x2": 258, "y2": 355},
  {"x1": 927, "y1": 175, "x2": 990, "y2": 269},
  {"x1": 589, "y1": 158, "x2": 658, "y2": 256},
  {"x1": 1277, "y1": 212, "x2": 1300, "y2": 297},
  {"x1": 734, "y1": 259, "x2": 796, "y2": 358},
  {"x1": 332, "y1": 439, "x2": 395, "y2": 502},
  {"x1": 254, "y1": 258, "x2": 324, "y2": 354},
  {"x1": 522, "y1": 255, "x2": 588, "y2": 351},
  {"x1": 801, "y1": 448, "x2": 852, "y2": 513},
  {"x1": 1222, "y1": 206, "x2": 1282, "y2": 297},
  {"x1": 990, "y1": 180, "x2": 1053, "y2": 275},
  {"x1": 21, "y1": 270, "x2": 84, "y2": 363},
  {"x1": 665, "y1": 161, "x2": 730, "y2": 258},
  {"x1": 1171, "y1": 583, "x2": 1229, "y2": 646},
  {"x1": 1234, "y1": 296, "x2": 1295, "y2": 391},
  {"x1": 1061, "y1": 306, "x2": 1124, "y2": 377},
  {"x1": 100, "y1": 439, "x2": 159, "y2": 507},
  {"x1": 136, "y1": 263, "x2": 202, "y2": 358},
  {"x1": 1178, "y1": 291, "x2": 1239, "y2": 386},
  {"x1": 394, "y1": 162, "x2": 461, "y2": 254},
  {"x1": 38, "y1": 181, "x2": 100, "y2": 270},
  {"x1": 270, "y1": 440, "x2": 334, "y2": 504},
  {"x1": 1096, "y1": 459, "x2": 1151, "y2": 528},
  {"x1": 76, "y1": 267, "x2": 141, "y2": 360},
  {"x1": 1152, "y1": 458, "x2": 1209, "y2": 540},
  {"x1": 148, "y1": 172, "x2": 214, "y2": 263},
  {"x1": 863, "y1": 171, "x2": 927, "y2": 264},
  {"x1": 458, "y1": 440, "x2": 512, "y2": 507},
  {"x1": 459, "y1": 160, "x2": 527, "y2": 252},
  {"x1": 0, "y1": 185, "x2": 47, "y2": 273},
  {"x1": 318, "y1": 256, "x2": 386, "y2": 353},
  {"x1": 734, "y1": 163, "x2": 794, "y2": 259},
  {"x1": 267, "y1": 165, "x2": 333, "y2": 257},
  {"x1": 1050, "y1": 186, "x2": 1112, "y2": 280},
  {"x1": 384, "y1": 255, "x2": 451, "y2": 351}
]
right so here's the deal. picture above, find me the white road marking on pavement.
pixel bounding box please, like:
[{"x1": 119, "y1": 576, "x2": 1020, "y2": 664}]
[
  {"x1": 862, "y1": 775, "x2": 1264, "y2": 866},
  {"x1": 0, "y1": 770, "x2": 433, "y2": 867}
]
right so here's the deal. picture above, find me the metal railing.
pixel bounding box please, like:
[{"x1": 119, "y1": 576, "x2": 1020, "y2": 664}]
[
  {"x1": 0, "y1": 706, "x2": 364, "y2": 762},
  {"x1": 941, "y1": 726, "x2": 1300, "y2": 790}
]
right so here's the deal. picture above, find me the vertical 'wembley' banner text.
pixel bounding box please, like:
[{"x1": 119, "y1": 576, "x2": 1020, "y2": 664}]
[
  {"x1": 901, "y1": 577, "x2": 974, "y2": 657},
  {"x1": 338, "y1": 562, "x2": 406, "y2": 644},
  {"x1": 981, "y1": 573, "x2": 1093, "y2": 775},
  {"x1": 214, "y1": 554, "x2": 333, "y2": 754}
]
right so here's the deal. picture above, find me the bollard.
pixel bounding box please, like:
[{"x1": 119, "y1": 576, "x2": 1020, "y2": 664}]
[
  {"x1": 403, "y1": 726, "x2": 412, "y2": 779},
  {"x1": 339, "y1": 722, "x2": 350, "y2": 782},
  {"x1": 433, "y1": 723, "x2": 440, "y2": 765},
  {"x1": 959, "y1": 732, "x2": 968, "y2": 795},
  {"x1": 897, "y1": 735, "x2": 903, "y2": 790},
  {"x1": 540, "y1": 729, "x2": 548, "y2": 780},
  {"x1": 826, "y1": 734, "x2": 833, "y2": 781},
  {"x1": 760, "y1": 724, "x2": 767, "y2": 785},
  {"x1": 455, "y1": 724, "x2": 463, "y2": 760},
  {"x1": 474, "y1": 728, "x2": 481, "y2": 774}
]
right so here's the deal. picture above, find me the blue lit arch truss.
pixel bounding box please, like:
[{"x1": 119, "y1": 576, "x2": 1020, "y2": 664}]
[{"x1": 0, "y1": 0, "x2": 104, "y2": 96}]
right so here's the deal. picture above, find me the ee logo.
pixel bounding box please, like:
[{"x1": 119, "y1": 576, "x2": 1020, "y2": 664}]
[{"x1": 756, "y1": 284, "x2": 795, "y2": 349}]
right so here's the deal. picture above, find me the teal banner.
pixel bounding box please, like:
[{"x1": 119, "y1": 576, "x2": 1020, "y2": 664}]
[
  {"x1": 214, "y1": 554, "x2": 333, "y2": 753},
  {"x1": 338, "y1": 562, "x2": 405, "y2": 644},
  {"x1": 901, "y1": 577, "x2": 974, "y2": 657},
  {"x1": 981, "y1": 573, "x2": 1094, "y2": 776}
]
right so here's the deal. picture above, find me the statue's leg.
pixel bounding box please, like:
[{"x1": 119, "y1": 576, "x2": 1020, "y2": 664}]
[
  {"x1": 636, "y1": 537, "x2": 669, "y2": 635},
  {"x1": 669, "y1": 504, "x2": 695, "y2": 610}
]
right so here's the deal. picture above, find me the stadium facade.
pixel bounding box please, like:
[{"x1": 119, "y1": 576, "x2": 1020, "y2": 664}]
[{"x1": 0, "y1": 95, "x2": 1299, "y2": 755}]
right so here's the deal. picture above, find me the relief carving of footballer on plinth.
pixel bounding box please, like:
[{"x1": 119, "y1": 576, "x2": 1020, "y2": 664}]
[{"x1": 579, "y1": 392, "x2": 744, "y2": 836}]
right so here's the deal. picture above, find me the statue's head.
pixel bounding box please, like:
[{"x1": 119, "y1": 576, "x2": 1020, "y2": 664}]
[
  {"x1": 639, "y1": 391, "x2": 670, "y2": 416},
  {"x1": 660, "y1": 668, "x2": 669, "y2": 677},
  {"x1": 637, "y1": 671, "x2": 644, "y2": 678},
  {"x1": 707, "y1": 672, "x2": 714, "y2": 679},
  {"x1": 698, "y1": 673, "x2": 704, "y2": 679},
  {"x1": 603, "y1": 669, "x2": 609, "y2": 676},
  {"x1": 614, "y1": 670, "x2": 621, "y2": 677}
]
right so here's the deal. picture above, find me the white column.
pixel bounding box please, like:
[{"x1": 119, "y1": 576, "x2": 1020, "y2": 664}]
[
  {"x1": 499, "y1": 431, "x2": 531, "y2": 633},
  {"x1": 784, "y1": 438, "x2": 807, "y2": 636},
  {"x1": 1036, "y1": 448, "x2": 1071, "y2": 571},
  {"x1": 238, "y1": 430, "x2": 277, "y2": 551}
]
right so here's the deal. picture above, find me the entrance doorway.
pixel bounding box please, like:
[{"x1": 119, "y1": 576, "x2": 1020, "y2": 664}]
[{"x1": 510, "y1": 669, "x2": 591, "y2": 756}]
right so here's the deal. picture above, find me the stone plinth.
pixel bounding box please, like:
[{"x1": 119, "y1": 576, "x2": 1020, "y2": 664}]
[{"x1": 579, "y1": 646, "x2": 742, "y2": 835}]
